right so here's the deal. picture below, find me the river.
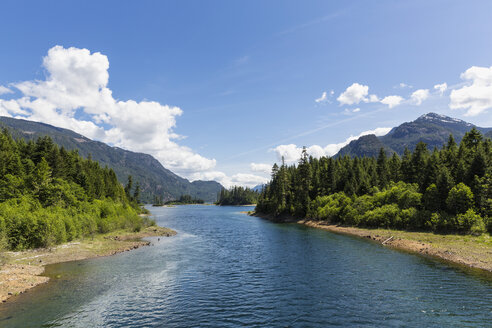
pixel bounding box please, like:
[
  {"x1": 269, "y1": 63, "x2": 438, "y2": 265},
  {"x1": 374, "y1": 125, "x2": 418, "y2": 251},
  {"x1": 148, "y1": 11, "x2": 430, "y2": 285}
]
[{"x1": 0, "y1": 205, "x2": 491, "y2": 327}]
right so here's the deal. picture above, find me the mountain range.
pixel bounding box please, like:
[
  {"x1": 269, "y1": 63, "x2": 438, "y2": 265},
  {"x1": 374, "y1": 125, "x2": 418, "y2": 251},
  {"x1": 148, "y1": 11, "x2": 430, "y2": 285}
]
[
  {"x1": 336, "y1": 113, "x2": 492, "y2": 157},
  {"x1": 0, "y1": 116, "x2": 222, "y2": 202}
]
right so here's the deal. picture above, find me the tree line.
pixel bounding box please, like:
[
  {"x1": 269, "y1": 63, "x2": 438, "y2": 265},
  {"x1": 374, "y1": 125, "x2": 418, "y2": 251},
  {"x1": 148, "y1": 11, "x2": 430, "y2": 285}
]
[
  {"x1": 157, "y1": 194, "x2": 205, "y2": 206},
  {"x1": 256, "y1": 128, "x2": 492, "y2": 235},
  {"x1": 0, "y1": 130, "x2": 153, "y2": 250},
  {"x1": 216, "y1": 186, "x2": 259, "y2": 206}
]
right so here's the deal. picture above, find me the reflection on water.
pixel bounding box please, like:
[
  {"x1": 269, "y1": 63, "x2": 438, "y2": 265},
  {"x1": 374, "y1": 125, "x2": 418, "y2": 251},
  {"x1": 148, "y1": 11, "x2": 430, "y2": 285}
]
[{"x1": 1, "y1": 205, "x2": 491, "y2": 327}]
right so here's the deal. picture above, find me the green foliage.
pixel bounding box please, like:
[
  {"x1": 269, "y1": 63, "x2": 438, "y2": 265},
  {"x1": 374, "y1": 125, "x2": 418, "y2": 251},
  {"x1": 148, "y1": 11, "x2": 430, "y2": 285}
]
[
  {"x1": 216, "y1": 186, "x2": 259, "y2": 206},
  {"x1": 0, "y1": 130, "x2": 150, "y2": 250},
  {"x1": 446, "y1": 183, "x2": 474, "y2": 214},
  {"x1": 164, "y1": 194, "x2": 205, "y2": 205},
  {"x1": 257, "y1": 129, "x2": 492, "y2": 235}
]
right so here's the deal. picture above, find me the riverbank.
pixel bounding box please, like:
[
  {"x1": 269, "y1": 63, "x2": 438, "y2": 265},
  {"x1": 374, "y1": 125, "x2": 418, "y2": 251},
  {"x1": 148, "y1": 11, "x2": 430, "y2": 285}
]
[
  {"x1": 250, "y1": 212, "x2": 492, "y2": 273},
  {"x1": 0, "y1": 225, "x2": 176, "y2": 303}
]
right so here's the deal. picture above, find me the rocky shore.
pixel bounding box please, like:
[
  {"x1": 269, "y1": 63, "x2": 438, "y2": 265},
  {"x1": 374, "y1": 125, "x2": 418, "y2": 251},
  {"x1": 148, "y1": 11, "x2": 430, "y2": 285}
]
[{"x1": 0, "y1": 226, "x2": 176, "y2": 303}]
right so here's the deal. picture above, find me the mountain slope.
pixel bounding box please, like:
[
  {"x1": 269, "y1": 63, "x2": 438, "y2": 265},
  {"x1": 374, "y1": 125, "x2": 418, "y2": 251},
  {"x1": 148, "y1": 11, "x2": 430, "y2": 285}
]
[
  {"x1": 0, "y1": 116, "x2": 222, "y2": 202},
  {"x1": 337, "y1": 113, "x2": 492, "y2": 157},
  {"x1": 337, "y1": 134, "x2": 394, "y2": 158}
]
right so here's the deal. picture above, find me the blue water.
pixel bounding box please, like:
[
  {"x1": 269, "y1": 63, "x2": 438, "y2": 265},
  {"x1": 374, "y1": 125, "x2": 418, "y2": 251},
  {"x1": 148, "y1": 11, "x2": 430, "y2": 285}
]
[{"x1": 0, "y1": 205, "x2": 491, "y2": 327}]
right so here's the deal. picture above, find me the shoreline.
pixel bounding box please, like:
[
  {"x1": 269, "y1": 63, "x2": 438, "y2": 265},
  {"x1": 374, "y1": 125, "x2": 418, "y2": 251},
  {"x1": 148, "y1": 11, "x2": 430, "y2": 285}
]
[
  {"x1": 0, "y1": 225, "x2": 176, "y2": 303},
  {"x1": 249, "y1": 212, "x2": 492, "y2": 274}
]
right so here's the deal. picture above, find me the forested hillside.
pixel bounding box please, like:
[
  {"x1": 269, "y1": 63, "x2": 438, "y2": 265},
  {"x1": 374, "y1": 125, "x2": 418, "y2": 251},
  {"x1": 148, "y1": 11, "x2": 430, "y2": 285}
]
[
  {"x1": 0, "y1": 116, "x2": 223, "y2": 202},
  {"x1": 257, "y1": 128, "x2": 492, "y2": 234},
  {"x1": 0, "y1": 129, "x2": 153, "y2": 250}
]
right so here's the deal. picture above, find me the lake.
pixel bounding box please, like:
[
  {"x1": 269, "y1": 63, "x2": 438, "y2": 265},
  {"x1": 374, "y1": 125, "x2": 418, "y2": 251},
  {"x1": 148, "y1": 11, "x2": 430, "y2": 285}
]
[{"x1": 0, "y1": 205, "x2": 491, "y2": 327}]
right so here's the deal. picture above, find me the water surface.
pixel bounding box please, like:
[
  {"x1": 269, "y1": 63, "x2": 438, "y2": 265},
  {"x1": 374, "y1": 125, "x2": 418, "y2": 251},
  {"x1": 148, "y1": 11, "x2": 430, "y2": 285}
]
[{"x1": 1, "y1": 205, "x2": 491, "y2": 327}]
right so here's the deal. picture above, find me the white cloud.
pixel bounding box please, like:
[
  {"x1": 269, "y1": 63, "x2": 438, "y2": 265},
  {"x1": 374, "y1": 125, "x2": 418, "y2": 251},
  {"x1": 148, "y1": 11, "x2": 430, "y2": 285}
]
[
  {"x1": 396, "y1": 82, "x2": 412, "y2": 89},
  {"x1": 0, "y1": 86, "x2": 13, "y2": 95},
  {"x1": 337, "y1": 83, "x2": 378, "y2": 105},
  {"x1": 272, "y1": 144, "x2": 304, "y2": 163},
  {"x1": 434, "y1": 82, "x2": 447, "y2": 95},
  {"x1": 343, "y1": 107, "x2": 361, "y2": 115},
  {"x1": 0, "y1": 45, "x2": 220, "y2": 179},
  {"x1": 230, "y1": 173, "x2": 269, "y2": 188},
  {"x1": 450, "y1": 65, "x2": 492, "y2": 116},
  {"x1": 189, "y1": 171, "x2": 268, "y2": 188},
  {"x1": 380, "y1": 95, "x2": 404, "y2": 108},
  {"x1": 273, "y1": 127, "x2": 391, "y2": 163},
  {"x1": 250, "y1": 163, "x2": 272, "y2": 174},
  {"x1": 410, "y1": 89, "x2": 429, "y2": 105},
  {"x1": 315, "y1": 91, "x2": 328, "y2": 103}
]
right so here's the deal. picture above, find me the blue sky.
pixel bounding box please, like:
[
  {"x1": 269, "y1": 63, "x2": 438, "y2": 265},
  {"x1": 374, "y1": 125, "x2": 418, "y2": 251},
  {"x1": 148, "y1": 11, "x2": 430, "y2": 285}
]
[{"x1": 1, "y1": 0, "x2": 492, "y2": 187}]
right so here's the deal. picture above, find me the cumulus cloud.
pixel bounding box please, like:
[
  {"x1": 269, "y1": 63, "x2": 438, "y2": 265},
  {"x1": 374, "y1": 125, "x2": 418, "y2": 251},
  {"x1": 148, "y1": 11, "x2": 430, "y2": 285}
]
[
  {"x1": 380, "y1": 95, "x2": 404, "y2": 108},
  {"x1": 337, "y1": 83, "x2": 378, "y2": 105},
  {"x1": 0, "y1": 86, "x2": 13, "y2": 95},
  {"x1": 410, "y1": 89, "x2": 429, "y2": 105},
  {"x1": 315, "y1": 91, "x2": 328, "y2": 103},
  {"x1": 250, "y1": 163, "x2": 272, "y2": 174},
  {"x1": 0, "y1": 45, "x2": 223, "y2": 180},
  {"x1": 352, "y1": 107, "x2": 360, "y2": 112},
  {"x1": 434, "y1": 82, "x2": 447, "y2": 95},
  {"x1": 450, "y1": 65, "x2": 492, "y2": 116},
  {"x1": 273, "y1": 127, "x2": 391, "y2": 163},
  {"x1": 190, "y1": 171, "x2": 268, "y2": 188}
]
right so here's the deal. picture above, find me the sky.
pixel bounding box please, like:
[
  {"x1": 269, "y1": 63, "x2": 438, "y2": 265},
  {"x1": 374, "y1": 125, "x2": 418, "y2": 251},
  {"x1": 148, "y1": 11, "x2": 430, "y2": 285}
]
[{"x1": 1, "y1": 0, "x2": 492, "y2": 187}]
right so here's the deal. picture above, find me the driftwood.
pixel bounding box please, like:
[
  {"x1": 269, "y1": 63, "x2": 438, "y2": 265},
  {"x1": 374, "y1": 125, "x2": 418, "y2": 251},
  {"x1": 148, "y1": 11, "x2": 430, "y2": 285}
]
[{"x1": 382, "y1": 236, "x2": 394, "y2": 245}]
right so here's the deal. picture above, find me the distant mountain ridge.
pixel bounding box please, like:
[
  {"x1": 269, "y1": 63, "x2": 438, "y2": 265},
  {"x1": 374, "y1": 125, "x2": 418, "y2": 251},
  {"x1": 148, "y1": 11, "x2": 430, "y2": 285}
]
[
  {"x1": 337, "y1": 113, "x2": 492, "y2": 158},
  {"x1": 0, "y1": 116, "x2": 223, "y2": 202}
]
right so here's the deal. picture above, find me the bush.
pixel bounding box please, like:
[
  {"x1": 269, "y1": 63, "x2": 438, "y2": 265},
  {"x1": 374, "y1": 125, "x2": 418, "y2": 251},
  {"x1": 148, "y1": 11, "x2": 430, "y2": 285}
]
[
  {"x1": 313, "y1": 193, "x2": 352, "y2": 223},
  {"x1": 362, "y1": 204, "x2": 400, "y2": 228},
  {"x1": 0, "y1": 196, "x2": 147, "y2": 250},
  {"x1": 425, "y1": 212, "x2": 451, "y2": 232},
  {"x1": 446, "y1": 183, "x2": 474, "y2": 214},
  {"x1": 454, "y1": 209, "x2": 485, "y2": 234}
]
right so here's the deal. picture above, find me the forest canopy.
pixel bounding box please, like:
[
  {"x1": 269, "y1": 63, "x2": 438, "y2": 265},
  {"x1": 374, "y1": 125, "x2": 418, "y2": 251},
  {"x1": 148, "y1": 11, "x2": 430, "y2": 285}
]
[
  {"x1": 0, "y1": 129, "x2": 153, "y2": 250},
  {"x1": 256, "y1": 128, "x2": 492, "y2": 235},
  {"x1": 216, "y1": 186, "x2": 259, "y2": 206}
]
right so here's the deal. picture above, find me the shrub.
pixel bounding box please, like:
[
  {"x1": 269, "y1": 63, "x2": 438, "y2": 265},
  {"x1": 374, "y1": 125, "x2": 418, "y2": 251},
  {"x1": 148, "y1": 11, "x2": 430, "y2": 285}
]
[
  {"x1": 454, "y1": 209, "x2": 485, "y2": 234},
  {"x1": 446, "y1": 183, "x2": 474, "y2": 214}
]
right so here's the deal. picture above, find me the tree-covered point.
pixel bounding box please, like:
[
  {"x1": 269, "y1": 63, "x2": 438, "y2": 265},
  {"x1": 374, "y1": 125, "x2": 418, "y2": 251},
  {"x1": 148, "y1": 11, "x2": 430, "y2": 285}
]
[
  {"x1": 216, "y1": 186, "x2": 259, "y2": 206},
  {"x1": 0, "y1": 129, "x2": 153, "y2": 250},
  {"x1": 256, "y1": 128, "x2": 492, "y2": 235},
  {"x1": 158, "y1": 194, "x2": 205, "y2": 205}
]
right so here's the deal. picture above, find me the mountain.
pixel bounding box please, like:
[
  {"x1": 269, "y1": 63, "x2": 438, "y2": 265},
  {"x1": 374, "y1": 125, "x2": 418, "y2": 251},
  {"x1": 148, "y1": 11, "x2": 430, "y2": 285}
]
[
  {"x1": 337, "y1": 113, "x2": 492, "y2": 157},
  {"x1": 336, "y1": 134, "x2": 392, "y2": 158},
  {"x1": 252, "y1": 184, "x2": 266, "y2": 192},
  {"x1": 0, "y1": 116, "x2": 223, "y2": 202}
]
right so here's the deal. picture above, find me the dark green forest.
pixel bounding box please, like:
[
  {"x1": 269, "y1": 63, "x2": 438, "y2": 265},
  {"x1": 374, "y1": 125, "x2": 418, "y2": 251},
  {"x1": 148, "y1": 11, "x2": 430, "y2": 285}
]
[
  {"x1": 216, "y1": 186, "x2": 259, "y2": 205},
  {"x1": 159, "y1": 194, "x2": 204, "y2": 205},
  {"x1": 0, "y1": 129, "x2": 153, "y2": 250},
  {"x1": 256, "y1": 128, "x2": 492, "y2": 235}
]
